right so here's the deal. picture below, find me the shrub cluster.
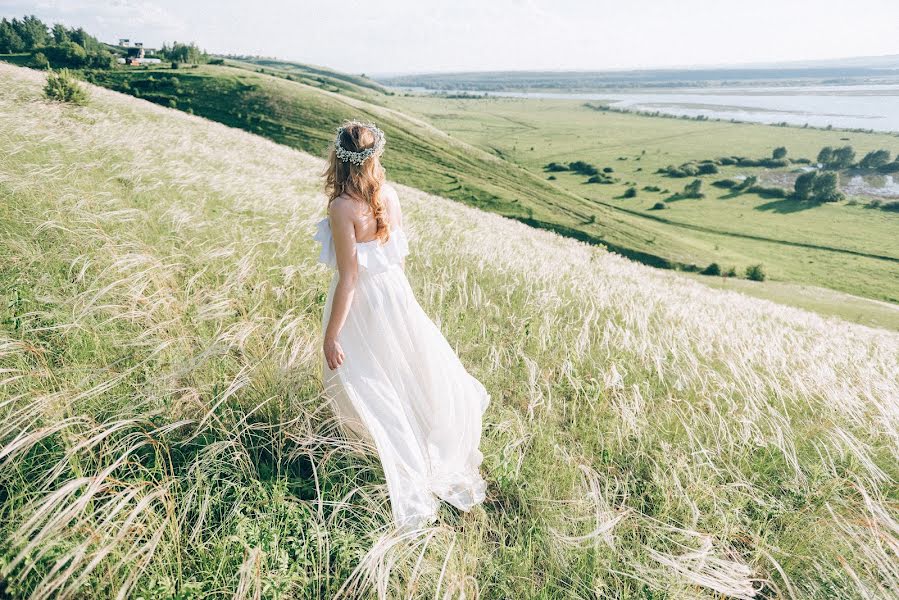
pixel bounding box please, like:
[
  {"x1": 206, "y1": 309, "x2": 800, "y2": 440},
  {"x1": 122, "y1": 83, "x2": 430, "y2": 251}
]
[
  {"x1": 658, "y1": 161, "x2": 719, "y2": 178},
  {"x1": 43, "y1": 69, "x2": 89, "y2": 105},
  {"x1": 745, "y1": 264, "x2": 766, "y2": 281},
  {"x1": 793, "y1": 171, "x2": 844, "y2": 203}
]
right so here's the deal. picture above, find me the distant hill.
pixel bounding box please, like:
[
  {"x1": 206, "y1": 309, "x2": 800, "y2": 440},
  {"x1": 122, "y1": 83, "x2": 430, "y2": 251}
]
[{"x1": 374, "y1": 54, "x2": 899, "y2": 91}]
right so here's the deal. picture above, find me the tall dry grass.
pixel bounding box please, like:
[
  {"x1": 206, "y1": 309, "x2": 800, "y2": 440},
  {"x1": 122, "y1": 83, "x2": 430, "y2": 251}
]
[{"x1": 1, "y1": 62, "x2": 898, "y2": 599}]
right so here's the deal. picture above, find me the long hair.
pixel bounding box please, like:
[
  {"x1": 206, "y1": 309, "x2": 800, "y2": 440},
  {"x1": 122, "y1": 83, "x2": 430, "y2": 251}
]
[{"x1": 321, "y1": 120, "x2": 389, "y2": 242}]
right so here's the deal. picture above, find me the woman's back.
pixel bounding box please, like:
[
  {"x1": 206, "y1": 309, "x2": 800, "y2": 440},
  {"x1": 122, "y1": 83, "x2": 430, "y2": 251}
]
[{"x1": 332, "y1": 183, "x2": 402, "y2": 244}]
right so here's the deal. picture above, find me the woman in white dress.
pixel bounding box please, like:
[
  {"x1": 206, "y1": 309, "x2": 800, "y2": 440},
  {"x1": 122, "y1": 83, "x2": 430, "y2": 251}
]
[{"x1": 315, "y1": 120, "x2": 490, "y2": 531}]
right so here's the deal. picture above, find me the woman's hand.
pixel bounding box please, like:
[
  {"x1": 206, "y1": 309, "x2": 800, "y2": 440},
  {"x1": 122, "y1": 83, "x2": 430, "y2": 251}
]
[{"x1": 324, "y1": 336, "x2": 345, "y2": 370}]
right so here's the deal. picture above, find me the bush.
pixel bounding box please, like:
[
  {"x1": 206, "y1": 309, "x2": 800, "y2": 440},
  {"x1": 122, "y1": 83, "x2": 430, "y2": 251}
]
[
  {"x1": 681, "y1": 179, "x2": 703, "y2": 199},
  {"x1": 772, "y1": 146, "x2": 788, "y2": 159},
  {"x1": 547, "y1": 175, "x2": 556, "y2": 180},
  {"x1": 878, "y1": 160, "x2": 899, "y2": 173},
  {"x1": 643, "y1": 185, "x2": 662, "y2": 192},
  {"x1": 544, "y1": 162, "x2": 568, "y2": 172},
  {"x1": 603, "y1": 167, "x2": 614, "y2": 173},
  {"x1": 748, "y1": 185, "x2": 788, "y2": 198},
  {"x1": 569, "y1": 161, "x2": 599, "y2": 176},
  {"x1": 712, "y1": 179, "x2": 738, "y2": 189},
  {"x1": 879, "y1": 201, "x2": 899, "y2": 212},
  {"x1": 734, "y1": 175, "x2": 758, "y2": 192},
  {"x1": 29, "y1": 51, "x2": 49, "y2": 69},
  {"x1": 586, "y1": 174, "x2": 614, "y2": 184},
  {"x1": 724, "y1": 266, "x2": 738, "y2": 277},
  {"x1": 698, "y1": 162, "x2": 719, "y2": 175},
  {"x1": 701, "y1": 263, "x2": 721, "y2": 276},
  {"x1": 650, "y1": 202, "x2": 667, "y2": 210},
  {"x1": 44, "y1": 69, "x2": 89, "y2": 106},
  {"x1": 623, "y1": 187, "x2": 637, "y2": 198},
  {"x1": 745, "y1": 264, "x2": 766, "y2": 281}
]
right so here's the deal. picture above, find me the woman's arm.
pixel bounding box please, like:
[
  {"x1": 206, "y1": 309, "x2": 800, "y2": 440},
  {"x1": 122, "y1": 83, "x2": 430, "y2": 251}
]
[{"x1": 323, "y1": 200, "x2": 358, "y2": 370}]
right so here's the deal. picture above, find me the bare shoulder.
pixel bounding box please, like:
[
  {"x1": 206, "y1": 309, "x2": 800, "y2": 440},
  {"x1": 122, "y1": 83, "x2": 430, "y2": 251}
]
[{"x1": 327, "y1": 196, "x2": 357, "y2": 230}]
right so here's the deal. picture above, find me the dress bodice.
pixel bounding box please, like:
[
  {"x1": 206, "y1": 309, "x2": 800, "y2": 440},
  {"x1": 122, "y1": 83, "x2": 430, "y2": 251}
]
[{"x1": 313, "y1": 216, "x2": 410, "y2": 274}]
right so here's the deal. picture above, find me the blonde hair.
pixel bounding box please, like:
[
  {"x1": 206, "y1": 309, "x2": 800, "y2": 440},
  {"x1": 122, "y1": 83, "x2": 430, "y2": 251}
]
[{"x1": 322, "y1": 120, "x2": 389, "y2": 242}]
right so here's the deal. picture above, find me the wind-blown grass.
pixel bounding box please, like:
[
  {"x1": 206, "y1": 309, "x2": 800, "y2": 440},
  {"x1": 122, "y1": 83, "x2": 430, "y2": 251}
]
[{"x1": 1, "y1": 62, "x2": 898, "y2": 599}]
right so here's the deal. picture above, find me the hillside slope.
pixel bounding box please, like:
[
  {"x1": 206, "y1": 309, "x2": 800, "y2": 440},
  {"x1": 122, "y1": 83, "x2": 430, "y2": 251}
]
[
  {"x1": 84, "y1": 63, "x2": 713, "y2": 270},
  {"x1": 1, "y1": 63, "x2": 898, "y2": 599}
]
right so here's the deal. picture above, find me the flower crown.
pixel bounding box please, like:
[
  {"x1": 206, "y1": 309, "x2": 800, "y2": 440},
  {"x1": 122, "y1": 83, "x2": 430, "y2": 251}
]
[{"x1": 333, "y1": 120, "x2": 386, "y2": 165}]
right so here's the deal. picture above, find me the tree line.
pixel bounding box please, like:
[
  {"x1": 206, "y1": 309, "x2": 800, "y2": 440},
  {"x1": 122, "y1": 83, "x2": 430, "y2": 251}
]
[{"x1": 0, "y1": 14, "x2": 210, "y2": 69}]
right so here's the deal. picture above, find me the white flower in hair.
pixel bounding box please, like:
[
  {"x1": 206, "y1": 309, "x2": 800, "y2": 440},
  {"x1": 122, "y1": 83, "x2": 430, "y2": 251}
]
[{"x1": 334, "y1": 120, "x2": 387, "y2": 165}]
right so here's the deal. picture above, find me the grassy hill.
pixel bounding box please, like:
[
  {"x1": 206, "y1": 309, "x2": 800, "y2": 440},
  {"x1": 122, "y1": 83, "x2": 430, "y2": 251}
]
[
  {"x1": 82, "y1": 62, "x2": 701, "y2": 273},
  {"x1": 72, "y1": 58, "x2": 898, "y2": 308},
  {"x1": 1, "y1": 48, "x2": 898, "y2": 310},
  {"x1": 2, "y1": 63, "x2": 899, "y2": 599}
]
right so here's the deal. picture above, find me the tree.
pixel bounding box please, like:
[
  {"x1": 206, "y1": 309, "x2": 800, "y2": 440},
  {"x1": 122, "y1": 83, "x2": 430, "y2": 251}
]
[
  {"x1": 42, "y1": 41, "x2": 88, "y2": 68},
  {"x1": 15, "y1": 15, "x2": 49, "y2": 49},
  {"x1": 772, "y1": 146, "x2": 788, "y2": 160},
  {"x1": 830, "y1": 146, "x2": 856, "y2": 170},
  {"x1": 859, "y1": 149, "x2": 891, "y2": 170},
  {"x1": 811, "y1": 171, "x2": 843, "y2": 202},
  {"x1": 160, "y1": 41, "x2": 209, "y2": 64},
  {"x1": 794, "y1": 171, "x2": 817, "y2": 201},
  {"x1": 0, "y1": 19, "x2": 26, "y2": 53},
  {"x1": 51, "y1": 23, "x2": 69, "y2": 44}
]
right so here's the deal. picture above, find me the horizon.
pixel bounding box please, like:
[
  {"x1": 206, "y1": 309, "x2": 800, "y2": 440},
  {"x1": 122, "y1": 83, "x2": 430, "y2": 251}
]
[{"x1": 3, "y1": 0, "x2": 898, "y2": 76}]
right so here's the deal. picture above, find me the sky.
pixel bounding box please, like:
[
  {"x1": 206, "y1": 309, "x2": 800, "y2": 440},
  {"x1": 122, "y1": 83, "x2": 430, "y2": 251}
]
[{"x1": 3, "y1": 0, "x2": 898, "y2": 76}]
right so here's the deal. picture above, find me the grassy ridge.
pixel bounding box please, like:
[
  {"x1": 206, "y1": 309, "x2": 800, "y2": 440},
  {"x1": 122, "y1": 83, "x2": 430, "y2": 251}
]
[
  {"x1": 2, "y1": 63, "x2": 899, "y2": 599},
  {"x1": 82, "y1": 63, "x2": 725, "y2": 270},
  {"x1": 83, "y1": 58, "x2": 899, "y2": 305}
]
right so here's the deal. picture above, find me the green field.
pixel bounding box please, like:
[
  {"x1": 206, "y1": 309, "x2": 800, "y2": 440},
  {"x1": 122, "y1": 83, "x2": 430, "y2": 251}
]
[
  {"x1": 76, "y1": 59, "x2": 899, "y2": 308},
  {"x1": 377, "y1": 94, "x2": 899, "y2": 302},
  {"x1": 2, "y1": 51, "x2": 898, "y2": 312},
  {"x1": 3, "y1": 62, "x2": 899, "y2": 600}
]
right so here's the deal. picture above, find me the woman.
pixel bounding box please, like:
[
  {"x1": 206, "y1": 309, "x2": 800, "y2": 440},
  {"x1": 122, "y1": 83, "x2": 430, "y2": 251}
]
[{"x1": 314, "y1": 119, "x2": 490, "y2": 531}]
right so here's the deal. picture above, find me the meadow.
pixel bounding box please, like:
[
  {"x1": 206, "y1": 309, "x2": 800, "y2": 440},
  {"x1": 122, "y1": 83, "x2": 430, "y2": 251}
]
[
  {"x1": 379, "y1": 93, "x2": 899, "y2": 305},
  {"x1": 55, "y1": 57, "x2": 896, "y2": 327},
  {"x1": 2, "y1": 62, "x2": 899, "y2": 599}
]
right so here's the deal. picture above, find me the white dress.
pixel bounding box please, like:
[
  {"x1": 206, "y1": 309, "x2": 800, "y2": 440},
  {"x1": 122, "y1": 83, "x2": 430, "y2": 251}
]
[{"x1": 314, "y1": 216, "x2": 490, "y2": 530}]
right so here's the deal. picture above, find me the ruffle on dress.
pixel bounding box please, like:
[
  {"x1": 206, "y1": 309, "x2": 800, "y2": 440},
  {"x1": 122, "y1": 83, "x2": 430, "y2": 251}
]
[{"x1": 313, "y1": 216, "x2": 409, "y2": 274}]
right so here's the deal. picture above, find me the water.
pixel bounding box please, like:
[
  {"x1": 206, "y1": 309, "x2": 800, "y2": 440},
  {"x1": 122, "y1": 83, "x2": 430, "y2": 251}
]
[
  {"x1": 403, "y1": 84, "x2": 899, "y2": 133},
  {"x1": 845, "y1": 173, "x2": 899, "y2": 198}
]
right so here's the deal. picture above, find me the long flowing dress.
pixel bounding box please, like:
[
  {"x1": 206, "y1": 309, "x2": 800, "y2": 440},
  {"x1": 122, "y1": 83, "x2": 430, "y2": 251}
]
[{"x1": 314, "y1": 215, "x2": 490, "y2": 530}]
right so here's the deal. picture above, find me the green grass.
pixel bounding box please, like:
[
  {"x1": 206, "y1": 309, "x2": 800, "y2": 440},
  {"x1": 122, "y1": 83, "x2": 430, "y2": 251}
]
[
  {"x1": 2, "y1": 54, "x2": 898, "y2": 308},
  {"x1": 379, "y1": 94, "x2": 899, "y2": 303},
  {"x1": 82, "y1": 63, "x2": 705, "y2": 266},
  {"x1": 2, "y1": 61, "x2": 899, "y2": 600}
]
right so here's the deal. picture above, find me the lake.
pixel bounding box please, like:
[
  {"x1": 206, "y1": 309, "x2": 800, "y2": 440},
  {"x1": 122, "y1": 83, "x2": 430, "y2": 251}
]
[{"x1": 404, "y1": 84, "x2": 899, "y2": 133}]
